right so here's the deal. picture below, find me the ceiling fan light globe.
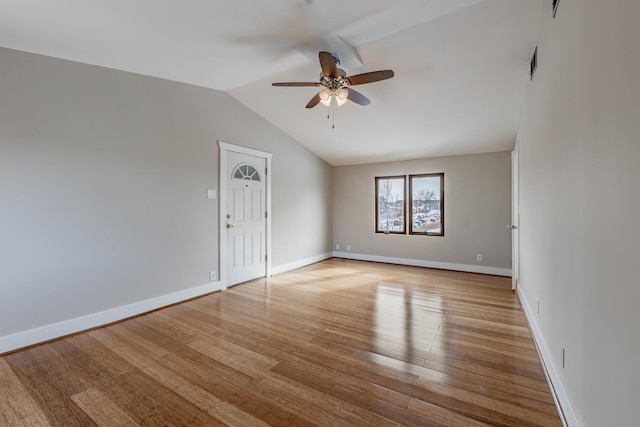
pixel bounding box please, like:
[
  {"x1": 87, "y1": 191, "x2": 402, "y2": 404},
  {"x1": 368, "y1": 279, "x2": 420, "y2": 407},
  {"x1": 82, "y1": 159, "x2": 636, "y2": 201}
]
[
  {"x1": 336, "y1": 88, "x2": 348, "y2": 107},
  {"x1": 319, "y1": 88, "x2": 332, "y2": 107}
]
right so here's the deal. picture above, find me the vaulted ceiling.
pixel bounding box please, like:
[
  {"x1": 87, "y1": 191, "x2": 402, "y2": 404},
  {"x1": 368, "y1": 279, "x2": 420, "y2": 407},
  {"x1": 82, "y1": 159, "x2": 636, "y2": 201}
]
[{"x1": 0, "y1": 0, "x2": 543, "y2": 165}]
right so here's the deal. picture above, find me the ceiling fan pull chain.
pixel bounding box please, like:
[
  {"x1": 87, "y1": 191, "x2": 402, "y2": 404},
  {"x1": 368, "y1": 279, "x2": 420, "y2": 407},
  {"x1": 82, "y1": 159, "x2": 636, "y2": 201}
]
[{"x1": 332, "y1": 100, "x2": 336, "y2": 129}]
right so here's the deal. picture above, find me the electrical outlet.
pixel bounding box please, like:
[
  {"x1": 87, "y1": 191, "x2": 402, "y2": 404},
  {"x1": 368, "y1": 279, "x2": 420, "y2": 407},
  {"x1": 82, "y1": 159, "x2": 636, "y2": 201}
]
[
  {"x1": 346, "y1": 244, "x2": 351, "y2": 252},
  {"x1": 476, "y1": 254, "x2": 482, "y2": 262},
  {"x1": 336, "y1": 244, "x2": 340, "y2": 250},
  {"x1": 209, "y1": 271, "x2": 216, "y2": 281}
]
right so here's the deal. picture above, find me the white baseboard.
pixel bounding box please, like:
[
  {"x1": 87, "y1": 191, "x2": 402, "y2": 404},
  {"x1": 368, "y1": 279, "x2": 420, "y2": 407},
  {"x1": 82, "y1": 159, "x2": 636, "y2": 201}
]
[
  {"x1": 0, "y1": 252, "x2": 505, "y2": 354},
  {"x1": 332, "y1": 251, "x2": 512, "y2": 277},
  {"x1": 0, "y1": 281, "x2": 223, "y2": 355},
  {"x1": 518, "y1": 289, "x2": 580, "y2": 427},
  {"x1": 271, "y1": 252, "x2": 333, "y2": 276},
  {"x1": 2, "y1": 250, "x2": 336, "y2": 354}
]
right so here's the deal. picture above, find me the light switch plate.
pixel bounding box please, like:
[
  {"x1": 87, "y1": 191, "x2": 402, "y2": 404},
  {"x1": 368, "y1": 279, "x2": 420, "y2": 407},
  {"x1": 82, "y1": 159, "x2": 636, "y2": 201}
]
[{"x1": 207, "y1": 189, "x2": 216, "y2": 199}]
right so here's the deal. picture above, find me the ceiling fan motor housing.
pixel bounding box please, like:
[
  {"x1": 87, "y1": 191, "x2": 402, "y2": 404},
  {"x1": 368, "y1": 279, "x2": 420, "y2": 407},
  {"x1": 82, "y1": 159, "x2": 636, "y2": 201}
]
[{"x1": 320, "y1": 68, "x2": 348, "y2": 89}]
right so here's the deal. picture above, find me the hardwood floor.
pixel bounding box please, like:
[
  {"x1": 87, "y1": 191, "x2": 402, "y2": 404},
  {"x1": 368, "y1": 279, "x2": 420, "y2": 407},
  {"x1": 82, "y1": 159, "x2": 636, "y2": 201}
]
[{"x1": 0, "y1": 259, "x2": 561, "y2": 426}]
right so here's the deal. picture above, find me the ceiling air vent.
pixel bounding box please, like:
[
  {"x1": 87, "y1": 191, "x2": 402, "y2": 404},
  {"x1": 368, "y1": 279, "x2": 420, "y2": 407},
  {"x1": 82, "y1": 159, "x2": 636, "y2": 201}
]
[
  {"x1": 530, "y1": 46, "x2": 538, "y2": 81},
  {"x1": 553, "y1": 0, "x2": 560, "y2": 18}
]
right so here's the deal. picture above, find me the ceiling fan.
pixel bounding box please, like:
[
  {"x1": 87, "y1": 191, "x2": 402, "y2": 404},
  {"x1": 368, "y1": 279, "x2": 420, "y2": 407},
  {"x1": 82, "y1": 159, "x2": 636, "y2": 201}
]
[{"x1": 272, "y1": 51, "x2": 394, "y2": 109}]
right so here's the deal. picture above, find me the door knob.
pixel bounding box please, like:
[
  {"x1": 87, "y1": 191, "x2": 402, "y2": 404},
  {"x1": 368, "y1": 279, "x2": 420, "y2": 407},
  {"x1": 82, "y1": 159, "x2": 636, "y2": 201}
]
[{"x1": 226, "y1": 224, "x2": 234, "y2": 229}]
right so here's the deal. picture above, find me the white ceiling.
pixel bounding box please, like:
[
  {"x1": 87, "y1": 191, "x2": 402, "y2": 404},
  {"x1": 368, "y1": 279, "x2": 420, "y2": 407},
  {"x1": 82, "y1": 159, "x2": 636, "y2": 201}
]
[{"x1": 0, "y1": 0, "x2": 543, "y2": 166}]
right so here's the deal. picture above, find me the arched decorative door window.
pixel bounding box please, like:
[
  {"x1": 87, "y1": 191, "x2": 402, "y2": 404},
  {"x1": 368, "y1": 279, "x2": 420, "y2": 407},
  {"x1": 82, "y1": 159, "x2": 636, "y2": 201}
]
[{"x1": 232, "y1": 163, "x2": 261, "y2": 182}]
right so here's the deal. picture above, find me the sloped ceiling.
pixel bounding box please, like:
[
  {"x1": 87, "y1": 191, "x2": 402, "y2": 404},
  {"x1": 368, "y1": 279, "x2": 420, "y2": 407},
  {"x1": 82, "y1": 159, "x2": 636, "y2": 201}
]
[{"x1": 0, "y1": 0, "x2": 543, "y2": 165}]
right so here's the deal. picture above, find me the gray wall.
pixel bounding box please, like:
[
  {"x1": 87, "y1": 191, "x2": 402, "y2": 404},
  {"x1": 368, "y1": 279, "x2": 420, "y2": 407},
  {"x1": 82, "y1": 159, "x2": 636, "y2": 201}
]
[
  {"x1": 516, "y1": 0, "x2": 640, "y2": 425},
  {"x1": 0, "y1": 47, "x2": 332, "y2": 337},
  {"x1": 333, "y1": 152, "x2": 511, "y2": 270}
]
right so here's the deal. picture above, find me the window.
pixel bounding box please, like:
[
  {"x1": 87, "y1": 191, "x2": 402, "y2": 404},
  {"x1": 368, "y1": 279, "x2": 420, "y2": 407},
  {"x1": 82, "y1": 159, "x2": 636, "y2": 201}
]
[
  {"x1": 375, "y1": 173, "x2": 444, "y2": 236},
  {"x1": 375, "y1": 176, "x2": 406, "y2": 234},
  {"x1": 409, "y1": 173, "x2": 444, "y2": 236},
  {"x1": 232, "y1": 163, "x2": 261, "y2": 181}
]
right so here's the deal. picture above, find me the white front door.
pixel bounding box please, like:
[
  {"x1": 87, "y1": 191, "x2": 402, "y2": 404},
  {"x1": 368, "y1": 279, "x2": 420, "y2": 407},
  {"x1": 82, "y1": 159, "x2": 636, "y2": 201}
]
[{"x1": 225, "y1": 151, "x2": 267, "y2": 286}]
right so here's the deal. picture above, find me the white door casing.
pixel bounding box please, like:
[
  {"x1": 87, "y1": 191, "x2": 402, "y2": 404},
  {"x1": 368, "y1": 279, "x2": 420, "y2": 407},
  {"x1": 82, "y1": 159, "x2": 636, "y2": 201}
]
[
  {"x1": 511, "y1": 146, "x2": 520, "y2": 291},
  {"x1": 219, "y1": 141, "x2": 272, "y2": 288}
]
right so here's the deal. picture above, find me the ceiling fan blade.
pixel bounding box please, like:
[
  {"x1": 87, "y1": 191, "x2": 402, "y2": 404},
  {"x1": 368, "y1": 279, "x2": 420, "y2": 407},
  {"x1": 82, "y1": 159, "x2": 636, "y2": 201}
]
[
  {"x1": 345, "y1": 87, "x2": 370, "y2": 106},
  {"x1": 319, "y1": 51, "x2": 337, "y2": 77},
  {"x1": 306, "y1": 93, "x2": 321, "y2": 109},
  {"x1": 272, "y1": 82, "x2": 322, "y2": 87},
  {"x1": 347, "y1": 70, "x2": 395, "y2": 86}
]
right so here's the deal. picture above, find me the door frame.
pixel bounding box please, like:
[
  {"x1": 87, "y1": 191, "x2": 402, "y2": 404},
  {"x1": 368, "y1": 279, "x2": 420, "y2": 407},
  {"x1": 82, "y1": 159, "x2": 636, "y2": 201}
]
[
  {"x1": 511, "y1": 144, "x2": 520, "y2": 292},
  {"x1": 219, "y1": 141, "x2": 272, "y2": 289}
]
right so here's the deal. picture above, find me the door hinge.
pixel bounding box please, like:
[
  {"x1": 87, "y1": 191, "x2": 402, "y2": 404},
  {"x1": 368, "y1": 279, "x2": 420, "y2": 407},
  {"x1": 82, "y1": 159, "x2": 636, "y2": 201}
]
[
  {"x1": 265, "y1": 211, "x2": 268, "y2": 218},
  {"x1": 265, "y1": 168, "x2": 268, "y2": 175},
  {"x1": 265, "y1": 254, "x2": 268, "y2": 262}
]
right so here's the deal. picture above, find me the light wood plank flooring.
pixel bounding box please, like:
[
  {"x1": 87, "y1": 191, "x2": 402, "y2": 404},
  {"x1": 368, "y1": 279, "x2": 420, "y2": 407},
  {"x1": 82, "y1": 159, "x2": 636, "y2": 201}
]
[{"x1": 0, "y1": 259, "x2": 561, "y2": 426}]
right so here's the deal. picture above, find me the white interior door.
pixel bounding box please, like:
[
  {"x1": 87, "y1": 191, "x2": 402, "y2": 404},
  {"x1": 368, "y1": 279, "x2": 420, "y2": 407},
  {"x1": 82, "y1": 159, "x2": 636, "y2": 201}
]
[
  {"x1": 225, "y1": 151, "x2": 267, "y2": 286},
  {"x1": 511, "y1": 147, "x2": 520, "y2": 291}
]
